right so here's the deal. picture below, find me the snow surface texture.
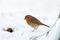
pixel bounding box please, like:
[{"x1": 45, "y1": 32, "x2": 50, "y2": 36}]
[{"x1": 0, "y1": 0, "x2": 60, "y2": 40}]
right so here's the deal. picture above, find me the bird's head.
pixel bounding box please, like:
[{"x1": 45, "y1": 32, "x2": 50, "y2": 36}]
[
  {"x1": 24, "y1": 15, "x2": 32, "y2": 20},
  {"x1": 24, "y1": 15, "x2": 32, "y2": 23}
]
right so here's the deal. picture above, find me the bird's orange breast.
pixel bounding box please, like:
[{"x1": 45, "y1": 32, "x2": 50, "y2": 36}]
[{"x1": 26, "y1": 17, "x2": 30, "y2": 23}]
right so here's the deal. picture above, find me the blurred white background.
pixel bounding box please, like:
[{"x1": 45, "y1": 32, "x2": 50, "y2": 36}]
[{"x1": 0, "y1": 0, "x2": 60, "y2": 40}]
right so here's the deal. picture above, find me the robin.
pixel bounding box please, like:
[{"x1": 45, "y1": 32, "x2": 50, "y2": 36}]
[{"x1": 24, "y1": 15, "x2": 50, "y2": 31}]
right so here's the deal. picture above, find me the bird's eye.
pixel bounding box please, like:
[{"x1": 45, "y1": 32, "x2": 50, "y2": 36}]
[
  {"x1": 27, "y1": 16, "x2": 30, "y2": 19},
  {"x1": 25, "y1": 16, "x2": 30, "y2": 20}
]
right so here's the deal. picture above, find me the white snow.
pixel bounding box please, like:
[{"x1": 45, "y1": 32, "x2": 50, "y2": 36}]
[{"x1": 0, "y1": 0, "x2": 60, "y2": 40}]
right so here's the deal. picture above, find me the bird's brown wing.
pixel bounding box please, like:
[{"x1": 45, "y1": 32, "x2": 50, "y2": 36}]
[{"x1": 31, "y1": 17, "x2": 42, "y2": 25}]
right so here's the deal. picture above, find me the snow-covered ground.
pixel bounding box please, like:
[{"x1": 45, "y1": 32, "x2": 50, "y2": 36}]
[{"x1": 0, "y1": 0, "x2": 60, "y2": 40}]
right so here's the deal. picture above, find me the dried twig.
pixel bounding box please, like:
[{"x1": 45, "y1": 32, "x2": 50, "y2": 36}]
[
  {"x1": 46, "y1": 13, "x2": 60, "y2": 36},
  {"x1": 58, "y1": 13, "x2": 60, "y2": 18}
]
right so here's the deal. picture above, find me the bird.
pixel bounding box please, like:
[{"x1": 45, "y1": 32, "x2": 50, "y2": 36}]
[
  {"x1": 6, "y1": 28, "x2": 13, "y2": 33},
  {"x1": 24, "y1": 15, "x2": 50, "y2": 31}
]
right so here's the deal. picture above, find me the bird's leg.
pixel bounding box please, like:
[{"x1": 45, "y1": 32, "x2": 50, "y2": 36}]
[
  {"x1": 32, "y1": 29, "x2": 36, "y2": 32},
  {"x1": 32, "y1": 27, "x2": 37, "y2": 32}
]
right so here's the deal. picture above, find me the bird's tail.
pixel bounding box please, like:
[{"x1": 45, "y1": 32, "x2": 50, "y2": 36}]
[{"x1": 42, "y1": 24, "x2": 50, "y2": 28}]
